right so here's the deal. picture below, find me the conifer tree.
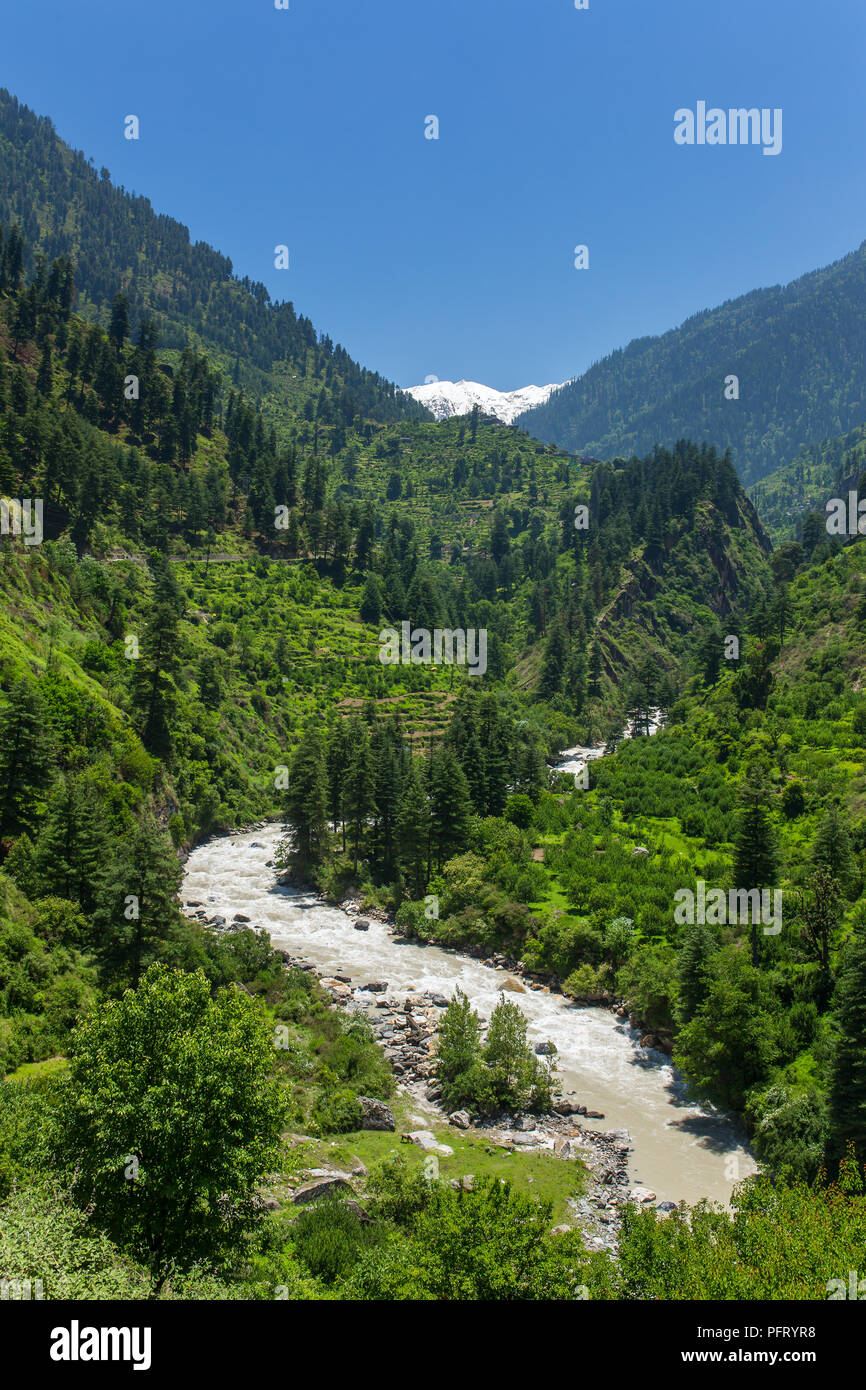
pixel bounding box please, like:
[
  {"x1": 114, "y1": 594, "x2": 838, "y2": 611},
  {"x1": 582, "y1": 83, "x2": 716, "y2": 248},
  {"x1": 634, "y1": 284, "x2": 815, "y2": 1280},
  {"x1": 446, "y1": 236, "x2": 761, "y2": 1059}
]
[
  {"x1": 344, "y1": 723, "x2": 374, "y2": 875},
  {"x1": 676, "y1": 920, "x2": 718, "y2": 1026},
  {"x1": 826, "y1": 919, "x2": 866, "y2": 1172},
  {"x1": 92, "y1": 816, "x2": 184, "y2": 988},
  {"x1": 396, "y1": 760, "x2": 431, "y2": 896},
  {"x1": 33, "y1": 774, "x2": 106, "y2": 911},
  {"x1": 283, "y1": 728, "x2": 328, "y2": 872},
  {"x1": 429, "y1": 746, "x2": 472, "y2": 868},
  {"x1": 0, "y1": 679, "x2": 53, "y2": 851},
  {"x1": 734, "y1": 772, "x2": 779, "y2": 965}
]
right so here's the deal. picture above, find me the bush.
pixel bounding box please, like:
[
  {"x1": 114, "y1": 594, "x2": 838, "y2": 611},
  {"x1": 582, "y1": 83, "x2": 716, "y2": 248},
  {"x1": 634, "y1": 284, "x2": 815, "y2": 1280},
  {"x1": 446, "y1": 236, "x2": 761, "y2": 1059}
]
[
  {"x1": 504, "y1": 794, "x2": 534, "y2": 829},
  {"x1": 312, "y1": 1088, "x2": 363, "y2": 1135},
  {"x1": 291, "y1": 1197, "x2": 384, "y2": 1284}
]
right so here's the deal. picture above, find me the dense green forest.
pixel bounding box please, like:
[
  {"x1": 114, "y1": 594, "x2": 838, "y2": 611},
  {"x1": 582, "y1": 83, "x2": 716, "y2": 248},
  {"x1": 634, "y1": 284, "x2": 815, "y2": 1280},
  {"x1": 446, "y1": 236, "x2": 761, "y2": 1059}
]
[
  {"x1": 750, "y1": 420, "x2": 866, "y2": 545},
  {"x1": 1, "y1": 92, "x2": 866, "y2": 1306},
  {"x1": 517, "y1": 241, "x2": 866, "y2": 487}
]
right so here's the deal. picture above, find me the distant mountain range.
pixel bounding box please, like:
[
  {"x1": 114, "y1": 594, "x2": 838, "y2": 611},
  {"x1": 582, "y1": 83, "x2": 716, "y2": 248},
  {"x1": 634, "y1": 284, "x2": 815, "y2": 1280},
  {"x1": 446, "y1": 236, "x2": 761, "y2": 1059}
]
[
  {"x1": 515, "y1": 243, "x2": 866, "y2": 487},
  {"x1": 404, "y1": 378, "x2": 561, "y2": 425}
]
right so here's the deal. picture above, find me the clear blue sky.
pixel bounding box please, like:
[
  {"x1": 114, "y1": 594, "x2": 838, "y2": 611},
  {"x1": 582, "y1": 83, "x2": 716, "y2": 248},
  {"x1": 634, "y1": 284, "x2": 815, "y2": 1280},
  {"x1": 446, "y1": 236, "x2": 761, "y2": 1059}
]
[{"x1": 3, "y1": 0, "x2": 865, "y2": 390}]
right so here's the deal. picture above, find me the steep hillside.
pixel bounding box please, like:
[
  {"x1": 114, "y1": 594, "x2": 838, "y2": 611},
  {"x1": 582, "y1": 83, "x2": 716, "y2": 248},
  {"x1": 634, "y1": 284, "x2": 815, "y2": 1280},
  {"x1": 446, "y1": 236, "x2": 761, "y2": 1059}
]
[
  {"x1": 0, "y1": 88, "x2": 428, "y2": 429},
  {"x1": 516, "y1": 244, "x2": 866, "y2": 487},
  {"x1": 749, "y1": 422, "x2": 866, "y2": 545}
]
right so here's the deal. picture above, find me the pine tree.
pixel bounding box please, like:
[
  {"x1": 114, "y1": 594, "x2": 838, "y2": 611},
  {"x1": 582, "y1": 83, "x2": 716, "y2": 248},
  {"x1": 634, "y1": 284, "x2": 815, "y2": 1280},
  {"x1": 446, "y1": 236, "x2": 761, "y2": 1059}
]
[
  {"x1": 677, "y1": 920, "x2": 719, "y2": 1026},
  {"x1": 826, "y1": 920, "x2": 866, "y2": 1171},
  {"x1": 734, "y1": 773, "x2": 779, "y2": 966},
  {"x1": 359, "y1": 572, "x2": 384, "y2": 624},
  {"x1": 33, "y1": 774, "x2": 106, "y2": 911},
  {"x1": 812, "y1": 803, "x2": 858, "y2": 897},
  {"x1": 131, "y1": 556, "x2": 184, "y2": 757},
  {"x1": 396, "y1": 760, "x2": 431, "y2": 896},
  {"x1": 0, "y1": 680, "x2": 53, "y2": 851},
  {"x1": 537, "y1": 620, "x2": 568, "y2": 702},
  {"x1": 283, "y1": 729, "x2": 328, "y2": 872},
  {"x1": 108, "y1": 292, "x2": 130, "y2": 355},
  {"x1": 429, "y1": 746, "x2": 472, "y2": 868},
  {"x1": 344, "y1": 723, "x2": 374, "y2": 875},
  {"x1": 92, "y1": 816, "x2": 184, "y2": 987}
]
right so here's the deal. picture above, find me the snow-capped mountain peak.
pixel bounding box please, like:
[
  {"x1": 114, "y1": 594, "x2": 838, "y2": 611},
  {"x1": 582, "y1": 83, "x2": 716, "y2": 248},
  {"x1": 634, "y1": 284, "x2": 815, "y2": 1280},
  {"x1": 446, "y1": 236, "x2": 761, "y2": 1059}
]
[{"x1": 403, "y1": 377, "x2": 561, "y2": 425}]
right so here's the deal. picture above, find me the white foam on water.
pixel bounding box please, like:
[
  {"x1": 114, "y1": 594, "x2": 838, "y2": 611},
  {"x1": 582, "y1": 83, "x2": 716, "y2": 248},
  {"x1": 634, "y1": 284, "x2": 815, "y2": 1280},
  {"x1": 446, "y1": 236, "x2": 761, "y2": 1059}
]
[{"x1": 183, "y1": 824, "x2": 755, "y2": 1205}]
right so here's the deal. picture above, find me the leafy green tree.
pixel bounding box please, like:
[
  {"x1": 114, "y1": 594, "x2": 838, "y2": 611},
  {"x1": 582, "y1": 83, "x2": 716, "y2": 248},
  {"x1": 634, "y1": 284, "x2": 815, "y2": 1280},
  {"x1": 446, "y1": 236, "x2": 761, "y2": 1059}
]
[
  {"x1": 435, "y1": 989, "x2": 483, "y2": 1108},
  {"x1": 616, "y1": 1152, "x2": 866, "y2": 1300},
  {"x1": 348, "y1": 1173, "x2": 598, "y2": 1300},
  {"x1": 56, "y1": 963, "x2": 284, "y2": 1295},
  {"x1": 795, "y1": 866, "x2": 842, "y2": 983},
  {"x1": 484, "y1": 994, "x2": 538, "y2": 1112}
]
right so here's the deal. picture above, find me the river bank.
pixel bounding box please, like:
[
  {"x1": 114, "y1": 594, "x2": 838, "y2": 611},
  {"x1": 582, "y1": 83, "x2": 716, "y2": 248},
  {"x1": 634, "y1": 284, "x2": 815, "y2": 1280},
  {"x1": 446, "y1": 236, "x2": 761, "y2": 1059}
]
[{"x1": 181, "y1": 823, "x2": 756, "y2": 1208}]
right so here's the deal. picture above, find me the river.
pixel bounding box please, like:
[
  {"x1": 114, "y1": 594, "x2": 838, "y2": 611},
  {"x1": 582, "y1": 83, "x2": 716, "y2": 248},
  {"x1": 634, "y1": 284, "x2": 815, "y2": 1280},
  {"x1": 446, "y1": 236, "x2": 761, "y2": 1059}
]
[{"x1": 182, "y1": 757, "x2": 756, "y2": 1206}]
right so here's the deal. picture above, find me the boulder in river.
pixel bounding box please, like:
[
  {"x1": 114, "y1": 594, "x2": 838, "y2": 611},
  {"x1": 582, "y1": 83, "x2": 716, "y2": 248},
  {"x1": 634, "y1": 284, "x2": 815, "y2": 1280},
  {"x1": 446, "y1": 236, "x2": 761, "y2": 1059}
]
[
  {"x1": 362, "y1": 981, "x2": 389, "y2": 993},
  {"x1": 354, "y1": 919, "x2": 371, "y2": 931}
]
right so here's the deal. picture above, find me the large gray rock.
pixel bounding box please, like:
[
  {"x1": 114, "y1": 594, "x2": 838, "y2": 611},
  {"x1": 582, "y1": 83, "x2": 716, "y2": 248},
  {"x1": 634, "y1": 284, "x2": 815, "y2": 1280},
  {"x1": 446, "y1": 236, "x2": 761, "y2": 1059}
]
[
  {"x1": 363, "y1": 981, "x2": 389, "y2": 993},
  {"x1": 406, "y1": 1130, "x2": 454, "y2": 1156},
  {"x1": 448, "y1": 1110, "x2": 471, "y2": 1129},
  {"x1": 358, "y1": 1097, "x2": 396, "y2": 1131},
  {"x1": 290, "y1": 1175, "x2": 354, "y2": 1205}
]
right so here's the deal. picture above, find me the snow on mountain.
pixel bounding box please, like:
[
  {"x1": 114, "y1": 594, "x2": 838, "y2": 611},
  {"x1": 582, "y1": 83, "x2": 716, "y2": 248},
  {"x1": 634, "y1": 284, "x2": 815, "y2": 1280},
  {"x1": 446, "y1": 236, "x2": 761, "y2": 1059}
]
[{"x1": 403, "y1": 378, "x2": 562, "y2": 425}]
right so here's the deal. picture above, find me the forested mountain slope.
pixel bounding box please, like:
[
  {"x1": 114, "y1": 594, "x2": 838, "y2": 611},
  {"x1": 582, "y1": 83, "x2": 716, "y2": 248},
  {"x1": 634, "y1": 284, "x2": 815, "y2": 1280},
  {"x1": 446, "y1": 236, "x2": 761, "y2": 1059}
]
[
  {"x1": 516, "y1": 242, "x2": 866, "y2": 488},
  {"x1": 749, "y1": 421, "x2": 866, "y2": 545},
  {"x1": 0, "y1": 89, "x2": 427, "y2": 427}
]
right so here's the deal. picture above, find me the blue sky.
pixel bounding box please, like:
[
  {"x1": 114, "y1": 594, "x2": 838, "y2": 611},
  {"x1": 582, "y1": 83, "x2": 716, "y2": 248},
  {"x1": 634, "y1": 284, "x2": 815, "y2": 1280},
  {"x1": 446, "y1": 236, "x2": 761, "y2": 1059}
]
[{"x1": 3, "y1": 0, "x2": 865, "y2": 390}]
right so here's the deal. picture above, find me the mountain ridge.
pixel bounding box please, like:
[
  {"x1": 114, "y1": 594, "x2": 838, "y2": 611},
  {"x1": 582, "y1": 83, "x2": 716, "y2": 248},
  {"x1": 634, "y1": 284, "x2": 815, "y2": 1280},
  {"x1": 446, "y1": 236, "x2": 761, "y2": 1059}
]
[{"x1": 515, "y1": 240, "x2": 866, "y2": 487}]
